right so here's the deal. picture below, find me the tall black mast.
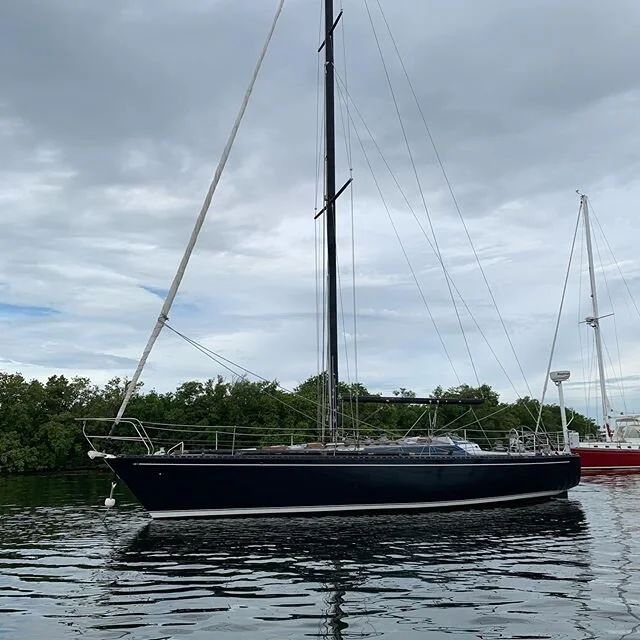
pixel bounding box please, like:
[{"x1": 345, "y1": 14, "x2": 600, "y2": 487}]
[{"x1": 324, "y1": 0, "x2": 339, "y2": 438}]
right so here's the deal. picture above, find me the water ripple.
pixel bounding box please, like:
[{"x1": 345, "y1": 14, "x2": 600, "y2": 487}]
[{"x1": 1, "y1": 472, "x2": 640, "y2": 638}]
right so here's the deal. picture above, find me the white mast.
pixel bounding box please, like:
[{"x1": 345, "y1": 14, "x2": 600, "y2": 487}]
[{"x1": 581, "y1": 193, "x2": 612, "y2": 441}]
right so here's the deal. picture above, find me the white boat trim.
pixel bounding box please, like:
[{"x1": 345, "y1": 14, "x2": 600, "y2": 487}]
[
  {"x1": 135, "y1": 460, "x2": 572, "y2": 468},
  {"x1": 573, "y1": 444, "x2": 640, "y2": 450},
  {"x1": 148, "y1": 490, "x2": 564, "y2": 519}
]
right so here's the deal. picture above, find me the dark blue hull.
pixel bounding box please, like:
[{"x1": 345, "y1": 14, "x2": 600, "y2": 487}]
[{"x1": 107, "y1": 452, "x2": 581, "y2": 519}]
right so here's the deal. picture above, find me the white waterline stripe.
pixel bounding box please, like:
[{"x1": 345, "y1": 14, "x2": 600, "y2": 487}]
[{"x1": 148, "y1": 490, "x2": 563, "y2": 519}]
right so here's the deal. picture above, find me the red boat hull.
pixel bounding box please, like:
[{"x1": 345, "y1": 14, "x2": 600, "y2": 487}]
[{"x1": 571, "y1": 446, "x2": 640, "y2": 471}]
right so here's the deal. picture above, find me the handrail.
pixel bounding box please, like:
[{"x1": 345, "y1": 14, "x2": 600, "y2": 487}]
[
  {"x1": 79, "y1": 417, "x2": 154, "y2": 455},
  {"x1": 167, "y1": 441, "x2": 185, "y2": 455},
  {"x1": 79, "y1": 416, "x2": 566, "y2": 457}
]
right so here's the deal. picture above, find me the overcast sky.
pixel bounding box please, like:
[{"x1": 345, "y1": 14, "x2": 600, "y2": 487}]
[{"x1": 1, "y1": 0, "x2": 640, "y2": 422}]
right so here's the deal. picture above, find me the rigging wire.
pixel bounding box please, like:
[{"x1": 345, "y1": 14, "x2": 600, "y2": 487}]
[
  {"x1": 337, "y1": 259, "x2": 360, "y2": 437},
  {"x1": 362, "y1": 0, "x2": 480, "y2": 388},
  {"x1": 535, "y1": 201, "x2": 582, "y2": 431},
  {"x1": 590, "y1": 201, "x2": 640, "y2": 322},
  {"x1": 592, "y1": 226, "x2": 625, "y2": 411},
  {"x1": 154, "y1": 320, "x2": 548, "y2": 440},
  {"x1": 590, "y1": 205, "x2": 630, "y2": 412},
  {"x1": 335, "y1": 82, "x2": 463, "y2": 385},
  {"x1": 337, "y1": 0, "x2": 360, "y2": 434},
  {"x1": 162, "y1": 322, "x2": 413, "y2": 438},
  {"x1": 586, "y1": 330, "x2": 597, "y2": 427},
  {"x1": 314, "y1": 2, "x2": 327, "y2": 437},
  {"x1": 330, "y1": 12, "x2": 355, "y2": 431},
  {"x1": 337, "y1": 263, "x2": 352, "y2": 389},
  {"x1": 372, "y1": 0, "x2": 534, "y2": 398},
  {"x1": 333, "y1": 72, "x2": 542, "y2": 424},
  {"x1": 441, "y1": 403, "x2": 513, "y2": 432},
  {"x1": 163, "y1": 323, "x2": 321, "y2": 425},
  {"x1": 577, "y1": 214, "x2": 590, "y2": 426}
]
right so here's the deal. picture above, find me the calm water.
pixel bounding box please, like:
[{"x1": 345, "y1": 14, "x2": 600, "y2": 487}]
[{"x1": 1, "y1": 473, "x2": 640, "y2": 639}]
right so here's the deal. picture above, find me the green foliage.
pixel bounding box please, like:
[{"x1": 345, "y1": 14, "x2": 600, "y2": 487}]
[{"x1": 0, "y1": 370, "x2": 598, "y2": 474}]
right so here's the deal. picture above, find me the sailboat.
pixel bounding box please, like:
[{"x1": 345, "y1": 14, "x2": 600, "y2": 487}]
[
  {"x1": 81, "y1": 1, "x2": 580, "y2": 518},
  {"x1": 565, "y1": 195, "x2": 640, "y2": 471}
]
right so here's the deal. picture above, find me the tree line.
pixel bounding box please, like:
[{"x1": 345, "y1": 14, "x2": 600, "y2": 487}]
[{"x1": 0, "y1": 371, "x2": 598, "y2": 473}]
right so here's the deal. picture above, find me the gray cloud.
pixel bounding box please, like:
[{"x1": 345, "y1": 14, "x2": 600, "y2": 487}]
[{"x1": 1, "y1": 0, "x2": 640, "y2": 423}]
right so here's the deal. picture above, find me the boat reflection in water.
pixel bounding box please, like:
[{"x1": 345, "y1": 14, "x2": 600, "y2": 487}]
[{"x1": 107, "y1": 499, "x2": 591, "y2": 638}]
